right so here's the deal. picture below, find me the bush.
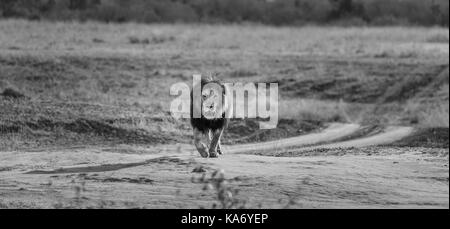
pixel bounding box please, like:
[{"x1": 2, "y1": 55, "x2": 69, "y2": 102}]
[
  {"x1": 1, "y1": 0, "x2": 449, "y2": 27},
  {"x1": 1, "y1": 88, "x2": 26, "y2": 99}
]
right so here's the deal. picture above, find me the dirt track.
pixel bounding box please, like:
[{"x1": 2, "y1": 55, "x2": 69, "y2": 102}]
[{"x1": 0, "y1": 123, "x2": 448, "y2": 209}]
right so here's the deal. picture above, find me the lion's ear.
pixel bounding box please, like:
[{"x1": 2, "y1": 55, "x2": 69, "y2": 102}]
[
  {"x1": 205, "y1": 73, "x2": 214, "y2": 81},
  {"x1": 212, "y1": 72, "x2": 221, "y2": 79},
  {"x1": 206, "y1": 72, "x2": 221, "y2": 81}
]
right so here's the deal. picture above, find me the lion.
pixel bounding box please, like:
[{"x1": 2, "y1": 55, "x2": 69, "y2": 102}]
[{"x1": 190, "y1": 76, "x2": 232, "y2": 158}]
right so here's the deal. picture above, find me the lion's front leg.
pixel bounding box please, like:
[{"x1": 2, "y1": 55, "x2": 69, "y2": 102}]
[
  {"x1": 217, "y1": 139, "x2": 223, "y2": 155},
  {"x1": 209, "y1": 128, "x2": 224, "y2": 158},
  {"x1": 206, "y1": 130, "x2": 212, "y2": 147},
  {"x1": 193, "y1": 128, "x2": 209, "y2": 158}
]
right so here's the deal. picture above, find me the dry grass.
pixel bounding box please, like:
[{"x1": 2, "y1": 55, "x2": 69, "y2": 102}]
[
  {"x1": 426, "y1": 33, "x2": 450, "y2": 43},
  {"x1": 0, "y1": 20, "x2": 448, "y2": 149},
  {"x1": 420, "y1": 104, "x2": 449, "y2": 128},
  {"x1": 404, "y1": 101, "x2": 450, "y2": 128},
  {"x1": 279, "y1": 98, "x2": 358, "y2": 123},
  {"x1": 0, "y1": 20, "x2": 448, "y2": 59}
]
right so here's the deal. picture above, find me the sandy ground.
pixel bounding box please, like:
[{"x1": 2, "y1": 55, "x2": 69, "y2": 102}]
[{"x1": 0, "y1": 123, "x2": 448, "y2": 209}]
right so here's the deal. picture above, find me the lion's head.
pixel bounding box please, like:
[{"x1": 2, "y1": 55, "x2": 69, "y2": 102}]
[
  {"x1": 201, "y1": 81, "x2": 226, "y2": 120},
  {"x1": 191, "y1": 77, "x2": 230, "y2": 121}
]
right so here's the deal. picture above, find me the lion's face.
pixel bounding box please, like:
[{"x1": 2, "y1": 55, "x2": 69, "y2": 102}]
[{"x1": 201, "y1": 84, "x2": 224, "y2": 120}]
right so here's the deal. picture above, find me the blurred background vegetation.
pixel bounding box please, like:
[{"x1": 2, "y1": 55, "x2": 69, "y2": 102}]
[{"x1": 0, "y1": 0, "x2": 448, "y2": 26}]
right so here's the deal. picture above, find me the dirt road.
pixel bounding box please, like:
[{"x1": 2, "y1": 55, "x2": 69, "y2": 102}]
[{"x1": 0, "y1": 123, "x2": 448, "y2": 208}]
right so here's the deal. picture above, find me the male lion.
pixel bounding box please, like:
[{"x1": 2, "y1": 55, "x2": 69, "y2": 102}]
[{"x1": 190, "y1": 76, "x2": 232, "y2": 158}]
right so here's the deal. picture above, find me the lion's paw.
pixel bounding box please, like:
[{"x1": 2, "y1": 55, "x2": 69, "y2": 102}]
[
  {"x1": 209, "y1": 151, "x2": 219, "y2": 158},
  {"x1": 197, "y1": 144, "x2": 210, "y2": 158}
]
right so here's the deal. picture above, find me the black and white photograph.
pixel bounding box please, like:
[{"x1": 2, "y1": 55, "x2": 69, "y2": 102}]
[{"x1": 0, "y1": 0, "x2": 448, "y2": 211}]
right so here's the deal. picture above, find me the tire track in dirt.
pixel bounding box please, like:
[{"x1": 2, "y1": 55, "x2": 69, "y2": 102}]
[
  {"x1": 1, "y1": 123, "x2": 447, "y2": 208},
  {"x1": 225, "y1": 123, "x2": 361, "y2": 154},
  {"x1": 15, "y1": 123, "x2": 413, "y2": 174},
  {"x1": 225, "y1": 124, "x2": 413, "y2": 155}
]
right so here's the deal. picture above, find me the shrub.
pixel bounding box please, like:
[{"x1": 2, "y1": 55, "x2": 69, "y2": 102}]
[
  {"x1": 1, "y1": 88, "x2": 26, "y2": 99},
  {"x1": 1, "y1": 0, "x2": 449, "y2": 27}
]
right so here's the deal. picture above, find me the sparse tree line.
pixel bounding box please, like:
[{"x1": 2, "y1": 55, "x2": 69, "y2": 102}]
[{"x1": 0, "y1": 0, "x2": 448, "y2": 26}]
